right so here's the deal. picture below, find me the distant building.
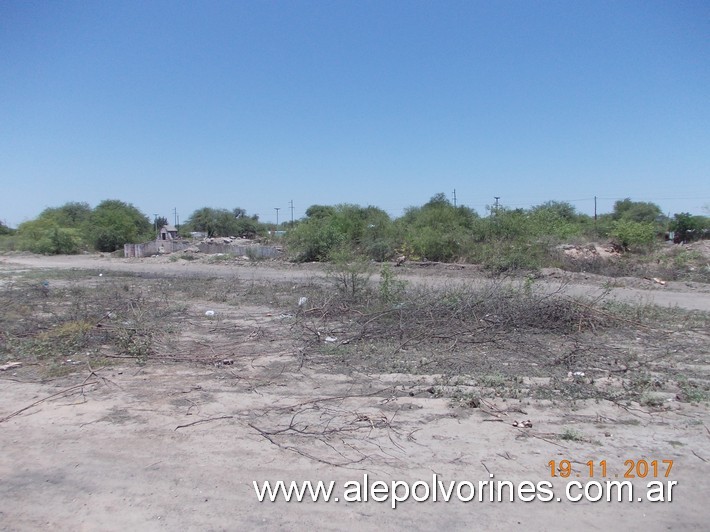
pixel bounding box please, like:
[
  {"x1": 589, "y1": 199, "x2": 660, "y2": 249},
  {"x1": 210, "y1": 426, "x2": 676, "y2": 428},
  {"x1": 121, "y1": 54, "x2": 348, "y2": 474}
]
[{"x1": 159, "y1": 225, "x2": 179, "y2": 240}]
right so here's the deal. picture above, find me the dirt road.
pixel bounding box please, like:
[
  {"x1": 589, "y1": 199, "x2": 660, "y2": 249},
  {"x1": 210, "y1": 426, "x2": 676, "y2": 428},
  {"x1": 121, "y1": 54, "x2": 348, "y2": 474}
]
[{"x1": 3, "y1": 253, "x2": 710, "y2": 311}]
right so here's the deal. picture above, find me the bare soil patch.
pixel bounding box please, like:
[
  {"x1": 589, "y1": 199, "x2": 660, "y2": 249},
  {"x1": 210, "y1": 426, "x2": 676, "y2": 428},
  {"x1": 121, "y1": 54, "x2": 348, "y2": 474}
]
[{"x1": 1, "y1": 254, "x2": 708, "y2": 530}]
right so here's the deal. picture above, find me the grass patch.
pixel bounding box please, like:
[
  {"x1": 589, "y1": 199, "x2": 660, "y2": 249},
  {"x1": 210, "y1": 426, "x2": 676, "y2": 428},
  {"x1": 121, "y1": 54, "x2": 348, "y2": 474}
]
[{"x1": 560, "y1": 428, "x2": 585, "y2": 442}]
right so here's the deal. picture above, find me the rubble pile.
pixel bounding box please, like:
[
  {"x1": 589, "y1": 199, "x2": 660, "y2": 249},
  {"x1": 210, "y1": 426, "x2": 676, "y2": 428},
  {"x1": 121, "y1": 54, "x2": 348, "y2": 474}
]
[{"x1": 557, "y1": 243, "x2": 622, "y2": 260}]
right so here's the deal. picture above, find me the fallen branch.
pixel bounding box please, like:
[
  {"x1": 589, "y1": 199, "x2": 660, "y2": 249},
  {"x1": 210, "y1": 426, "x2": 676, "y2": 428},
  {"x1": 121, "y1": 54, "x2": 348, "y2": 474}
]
[
  {"x1": 0, "y1": 381, "x2": 99, "y2": 424},
  {"x1": 271, "y1": 386, "x2": 396, "y2": 412},
  {"x1": 691, "y1": 450, "x2": 707, "y2": 463},
  {"x1": 248, "y1": 422, "x2": 369, "y2": 468},
  {"x1": 174, "y1": 415, "x2": 234, "y2": 431}
]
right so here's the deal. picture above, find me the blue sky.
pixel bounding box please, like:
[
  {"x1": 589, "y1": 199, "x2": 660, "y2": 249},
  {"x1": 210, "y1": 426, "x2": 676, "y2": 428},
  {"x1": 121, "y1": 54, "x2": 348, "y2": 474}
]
[{"x1": 1, "y1": 0, "x2": 708, "y2": 227}]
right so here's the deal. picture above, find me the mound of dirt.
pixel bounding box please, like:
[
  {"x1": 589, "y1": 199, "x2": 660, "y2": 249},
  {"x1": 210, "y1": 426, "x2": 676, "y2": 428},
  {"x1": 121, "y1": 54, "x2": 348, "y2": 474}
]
[{"x1": 557, "y1": 242, "x2": 622, "y2": 260}]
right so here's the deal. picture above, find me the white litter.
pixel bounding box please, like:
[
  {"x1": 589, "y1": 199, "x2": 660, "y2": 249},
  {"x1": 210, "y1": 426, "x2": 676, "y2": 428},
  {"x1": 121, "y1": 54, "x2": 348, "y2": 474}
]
[
  {"x1": 325, "y1": 336, "x2": 338, "y2": 343},
  {"x1": 298, "y1": 297, "x2": 308, "y2": 307},
  {"x1": 205, "y1": 310, "x2": 216, "y2": 317}
]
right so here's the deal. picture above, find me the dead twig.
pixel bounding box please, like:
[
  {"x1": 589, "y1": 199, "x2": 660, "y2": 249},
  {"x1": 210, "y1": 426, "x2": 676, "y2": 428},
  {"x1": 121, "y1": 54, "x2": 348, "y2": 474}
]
[
  {"x1": 0, "y1": 381, "x2": 99, "y2": 423},
  {"x1": 174, "y1": 415, "x2": 234, "y2": 431},
  {"x1": 691, "y1": 450, "x2": 707, "y2": 463},
  {"x1": 248, "y1": 422, "x2": 369, "y2": 468}
]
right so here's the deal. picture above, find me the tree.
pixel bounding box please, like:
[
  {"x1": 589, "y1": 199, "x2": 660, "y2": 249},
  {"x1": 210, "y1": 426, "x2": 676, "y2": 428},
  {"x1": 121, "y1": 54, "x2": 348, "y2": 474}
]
[
  {"x1": 305, "y1": 205, "x2": 336, "y2": 220},
  {"x1": 87, "y1": 200, "x2": 152, "y2": 252},
  {"x1": 184, "y1": 207, "x2": 263, "y2": 238},
  {"x1": 398, "y1": 194, "x2": 478, "y2": 261},
  {"x1": 39, "y1": 202, "x2": 92, "y2": 228},
  {"x1": 287, "y1": 204, "x2": 396, "y2": 262},
  {"x1": 0, "y1": 220, "x2": 14, "y2": 235},
  {"x1": 530, "y1": 201, "x2": 577, "y2": 221},
  {"x1": 612, "y1": 199, "x2": 664, "y2": 224},
  {"x1": 670, "y1": 212, "x2": 710, "y2": 243},
  {"x1": 17, "y1": 218, "x2": 83, "y2": 254},
  {"x1": 184, "y1": 207, "x2": 235, "y2": 237},
  {"x1": 155, "y1": 216, "x2": 169, "y2": 230},
  {"x1": 527, "y1": 201, "x2": 585, "y2": 239},
  {"x1": 15, "y1": 202, "x2": 92, "y2": 253}
]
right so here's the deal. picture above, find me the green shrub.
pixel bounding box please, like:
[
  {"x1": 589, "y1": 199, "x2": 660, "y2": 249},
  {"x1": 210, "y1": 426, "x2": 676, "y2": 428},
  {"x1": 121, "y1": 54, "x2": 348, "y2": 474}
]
[
  {"x1": 610, "y1": 220, "x2": 656, "y2": 251},
  {"x1": 326, "y1": 249, "x2": 373, "y2": 300},
  {"x1": 378, "y1": 263, "x2": 407, "y2": 304},
  {"x1": 478, "y1": 241, "x2": 549, "y2": 274},
  {"x1": 287, "y1": 219, "x2": 345, "y2": 262}
]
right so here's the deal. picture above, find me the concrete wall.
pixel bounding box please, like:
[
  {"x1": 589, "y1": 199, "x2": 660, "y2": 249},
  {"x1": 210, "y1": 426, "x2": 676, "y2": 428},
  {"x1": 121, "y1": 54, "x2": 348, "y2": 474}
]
[{"x1": 124, "y1": 240, "x2": 282, "y2": 259}]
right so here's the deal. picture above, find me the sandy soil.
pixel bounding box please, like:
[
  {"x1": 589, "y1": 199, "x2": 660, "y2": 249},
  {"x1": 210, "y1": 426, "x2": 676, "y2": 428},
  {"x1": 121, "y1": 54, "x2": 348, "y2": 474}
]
[
  {"x1": 4, "y1": 253, "x2": 710, "y2": 311},
  {"x1": 1, "y1": 254, "x2": 709, "y2": 531}
]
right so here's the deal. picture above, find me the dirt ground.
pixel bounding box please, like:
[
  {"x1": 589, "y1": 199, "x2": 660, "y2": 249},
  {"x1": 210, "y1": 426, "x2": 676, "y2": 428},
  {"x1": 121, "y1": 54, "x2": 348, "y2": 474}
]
[{"x1": 1, "y1": 254, "x2": 709, "y2": 531}]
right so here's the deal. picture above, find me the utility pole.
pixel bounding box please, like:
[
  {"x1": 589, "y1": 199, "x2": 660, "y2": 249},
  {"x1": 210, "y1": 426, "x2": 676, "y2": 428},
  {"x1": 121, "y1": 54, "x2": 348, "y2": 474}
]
[
  {"x1": 452, "y1": 189, "x2": 457, "y2": 207},
  {"x1": 594, "y1": 196, "x2": 598, "y2": 235},
  {"x1": 274, "y1": 207, "x2": 280, "y2": 228},
  {"x1": 173, "y1": 207, "x2": 178, "y2": 227},
  {"x1": 289, "y1": 200, "x2": 294, "y2": 225},
  {"x1": 153, "y1": 214, "x2": 159, "y2": 240}
]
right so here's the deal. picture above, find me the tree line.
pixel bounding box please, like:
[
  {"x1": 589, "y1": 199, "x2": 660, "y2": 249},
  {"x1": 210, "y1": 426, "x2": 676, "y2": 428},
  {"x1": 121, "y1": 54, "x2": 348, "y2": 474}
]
[{"x1": 1, "y1": 195, "x2": 708, "y2": 269}]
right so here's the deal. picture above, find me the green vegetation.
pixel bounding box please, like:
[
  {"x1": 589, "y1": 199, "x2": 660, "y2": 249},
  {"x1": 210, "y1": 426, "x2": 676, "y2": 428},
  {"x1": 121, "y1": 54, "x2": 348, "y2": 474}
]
[
  {"x1": 609, "y1": 220, "x2": 656, "y2": 251},
  {"x1": 88, "y1": 200, "x2": 153, "y2": 252},
  {"x1": 182, "y1": 206, "x2": 265, "y2": 238},
  {"x1": 560, "y1": 428, "x2": 585, "y2": 442},
  {"x1": 284, "y1": 194, "x2": 709, "y2": 274},
  {"x1": 7, "y1": 200, "x2": 153, "y2": 254},
  {"x1": 4, "y1": 194, "x2": 710, "y2": 264},
  {"x1": 0, "y1": 220, "x2": 14, "y2": 236},
  {"x1": 670, "y1": 212, "x2": 710, "y2": 243},
  {"x1": 287, "y1": 204, "x2": 395, "y2": 262}
]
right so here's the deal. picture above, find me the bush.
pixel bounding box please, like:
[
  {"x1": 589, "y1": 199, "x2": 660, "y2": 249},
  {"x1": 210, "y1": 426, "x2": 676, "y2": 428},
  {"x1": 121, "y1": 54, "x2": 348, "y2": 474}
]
[
  {"x1": 287, "y1": 219, "x2": 345, "y2": 262},
  {"x1": 476, "y1": 241, "x2": 550, "y2": 274},
  {"x1": 287, "y1": 204, "x2": 396, "y2": 262},
  {"x1": 325, "y1": 249, "x2": 373, "y2": 300},
  {"x1": 670, "y1": 212, "x2": 710, "y2": 243},
  {"x1": 610, "y1": 220, "x2": 656, "y2": 251},
  {"x1": 33, "y1": 227, "x2": 84, "y2": 255},
  {"x1": 378, "y1": 263, "x2": 407, "y2": 304},
  {"x1": 16, "y1": 219, "x2": 86, "y2": 254},
  {"x1": 86, "y1": 200, "x2": 152, "y2": 252},
  {"x1": 399, "y1": 193, "x2": 478, "y2": 261},
  {"x1": 0, "y1": 221, "x2": 15, "y2": 235}
]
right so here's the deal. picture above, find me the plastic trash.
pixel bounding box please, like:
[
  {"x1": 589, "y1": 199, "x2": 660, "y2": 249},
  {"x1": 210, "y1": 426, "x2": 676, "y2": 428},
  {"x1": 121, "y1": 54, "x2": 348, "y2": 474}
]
[
  {"x1": 205, "y1": 310, "x2": 216, "y2": 317},
  {"x1": 298, "y1": 297, "x2": 308, "y2": 307}
]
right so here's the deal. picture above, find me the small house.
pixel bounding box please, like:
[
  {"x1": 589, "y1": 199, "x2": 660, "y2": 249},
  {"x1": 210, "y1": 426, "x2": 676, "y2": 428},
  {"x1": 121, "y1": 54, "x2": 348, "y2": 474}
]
[{"x1": 159, "y1": 225, "x2": 179, "y2": 240}]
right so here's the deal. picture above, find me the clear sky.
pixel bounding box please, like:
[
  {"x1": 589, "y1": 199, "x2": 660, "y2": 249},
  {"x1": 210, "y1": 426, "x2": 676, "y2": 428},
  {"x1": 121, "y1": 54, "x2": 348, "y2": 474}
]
[{"x1": 1, "y1": 0, "x2": 708, "y2": 227}]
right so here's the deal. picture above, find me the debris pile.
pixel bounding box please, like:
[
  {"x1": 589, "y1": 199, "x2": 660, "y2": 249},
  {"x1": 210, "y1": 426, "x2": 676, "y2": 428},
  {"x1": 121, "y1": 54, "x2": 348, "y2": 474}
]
[{"x1": 557, "y1": 243, "x2": 622, "y2": 260}]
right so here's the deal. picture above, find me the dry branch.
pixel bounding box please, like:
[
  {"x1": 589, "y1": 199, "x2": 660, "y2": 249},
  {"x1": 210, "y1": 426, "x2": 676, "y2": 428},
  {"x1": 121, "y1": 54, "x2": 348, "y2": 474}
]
[
  {"x1": 174, "y1": 415, "x2": 234, "y2": 430},
  {"x1": 0, "y1": 381, "x2": 99, "y2": 423}
]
